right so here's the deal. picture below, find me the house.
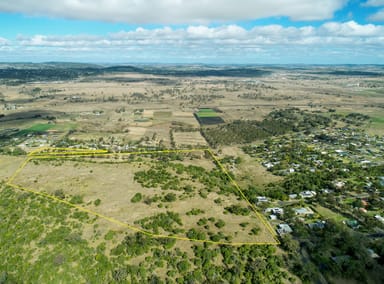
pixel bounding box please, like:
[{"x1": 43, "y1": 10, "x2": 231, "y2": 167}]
[
  {"x1": 294, "y1": 207, "x2": 314, "y2": 216},
  {"x1": 335, "y1": 149, "x2": 346, "y2": 156},
  {"x1": 359, "y1": 208, "x2": 367, "y2": 213},
  {"x1": 300, "y1": 191, "x2": 317, "y2": 199},
  {"x1": 265, "y1": 207, "x2": 284, "y2": 215},
  {"x1": 263, "y1": 162, "x2": 274, "y2": 169},
  {"x1": 379, "y1": 177, "x2": 384, "y2": 187},
  {"x1": 289, "y1": 194, "x2": 298, "y2": 200},
  {"x1": 269, "y1": 214, "x2": 278, "y2": 220},
  {"x1": 331, "y1": 255, "x2": 350, "y2": 264},
  {"x1": 257, "y1": 196, "x2": 269, "y2": 203},
  {"x1": 308, "y1": 221, "x2": 326, "y2": 230},
  {"x1": 344, "y1": 219, "x2": 359, "y2": 229},
  {"x1": 334, "y1": 181, "x2": 345, "y2": 189},
  {"x1": 374, "y1": 215, "x2": 384, "y2": 224},
  {"x1": 276, "y1": 224, "x2": 293, "y2": 235},
  {"x1": 367, "y1": 249, "x2": 380, "y2": 259}
]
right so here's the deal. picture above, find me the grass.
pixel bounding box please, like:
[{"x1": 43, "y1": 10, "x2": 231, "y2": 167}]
[
  {"x1": 25, "y1": 123, "x2": 54, "y2": 133},
  {"x1": 16, "y1": 122, "x2": 77, "y2": 136},
  {"x1": 154, "y1": 111, "x2": 172, "y2": 119},
  {"x1": 14, "y1": 123, "x2": 54, "y2": 136},
  {"x1": 370, "y1": 116, "x2": 384, "y2": 124},
  {"x1": 195, "y1": 108, "x2": 219, "y2": 118},
  {"x1": 51, "y1": 122, "x2": 77, "y2": 132},
  {"x1": 12, "y1": 151, "x2": 277, "y2": 245},
  {"x1": 314, "y1": 205, "x2": 347, "y2": 222},
  {"x1": 367, "y1": 115, "x2": 384, "y2": 135}
]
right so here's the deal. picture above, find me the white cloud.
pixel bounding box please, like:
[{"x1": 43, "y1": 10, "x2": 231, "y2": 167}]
[
  {"x1": 0, "y1": 37, "x2": 9, "y2": 45},
  {"x1": 364, "y1": 0, "x2": 384, "y2": 7},
  {"x1": 15, "y1": 21, "x2": 384, "y2": 48},
  {"x1": 0, "y1": 0, "x2": 346, "y2": 24},
  {"x1": 321, "y1": 21, "x2": 384, "y2": 36},
  {"x1": 368, "y1": 9, "x2": 384, "y2": 21},
  {"x1": 2, "y1": 21, "x2": 383, "y2": 63}
]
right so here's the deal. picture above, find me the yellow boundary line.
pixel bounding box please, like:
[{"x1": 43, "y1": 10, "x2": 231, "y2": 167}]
[{"x1": 5, "y1": 147, "x2": 279, "y2": 246}]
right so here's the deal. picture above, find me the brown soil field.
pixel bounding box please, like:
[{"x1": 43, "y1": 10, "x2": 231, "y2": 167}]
[
  {"x1": 0, "y1": 155, "x2": 25, "y2": 182},
  {"x1": 173, "y1": 131, "x2": 208, "y2": 147}
]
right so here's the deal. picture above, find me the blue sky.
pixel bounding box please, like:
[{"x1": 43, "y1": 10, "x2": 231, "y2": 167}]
[{"x1": 0, "y1": 0, "x2": 383, "y2": 64}]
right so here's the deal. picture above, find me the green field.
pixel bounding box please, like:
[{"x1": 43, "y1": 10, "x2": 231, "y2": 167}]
[
  {"x1": 371, "y1": 116, "x2": 384, "y2": 124},
  {"x1": 315, "y1": 205, "x2": 347, "y2": 222},
  {"x1": 22, "y1": 123, "x2": 77, "y2": 134},
  {"x1": 23, "y1": 123, "x2": 54, "y2": 133},
  {"x1": 195, "y1": 108, "x2": 219, "y2": 118}
]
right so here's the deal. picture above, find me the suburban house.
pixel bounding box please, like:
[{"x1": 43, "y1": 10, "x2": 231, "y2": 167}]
[
  {"x1": 294, "y1": 207, "x2": 314, "y2": 216},
  {"x1": 276, "y1": 224, "x2": 293, "y2": 235}
]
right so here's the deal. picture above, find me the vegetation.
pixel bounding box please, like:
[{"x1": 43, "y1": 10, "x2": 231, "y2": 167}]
[
  {"x1": 203, "y1": 108, "x2": 331, "y2": 146},
  {"x1": 135, "y1": 211, "x2": 183, "y2": 234},
  {"x1": 130, "y1": 192, "x2": 142, "y2": 203},
  {"x1": 2, "y1": 63, "x2": 383, "y2": 283},
  {"x1": 225, "y1": 204, "x2": 251, "y2": 216}
]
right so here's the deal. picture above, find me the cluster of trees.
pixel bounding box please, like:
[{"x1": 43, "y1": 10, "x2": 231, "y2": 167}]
[
  {"x1": 134, "y1": 166, "x2": 180, "y2": 191},
  {"x1": 134, "y1": 158, "x2": 239, "y2": 200},
  {"x1": 203, "y1": 108, "x2": 331, "y2": 146},
  {"x1": 0, "y1": 181, "x2": 294, "y2": 283},
  {"x1": 135, "y1": 211, "x2": 183, "y2": 234},
  {"x1": 225, "y1": 204, "x2": 251, "y2": 216},
  {"x1": 285, "y1": 219, "x2": 384, "y2": 283}
]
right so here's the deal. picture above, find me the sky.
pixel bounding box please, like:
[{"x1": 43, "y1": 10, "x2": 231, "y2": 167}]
[{"x1": 0, "y1": 0, "x2": 383, "y2": 64}]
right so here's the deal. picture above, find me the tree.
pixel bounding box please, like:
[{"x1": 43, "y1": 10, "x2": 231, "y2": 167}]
[
  {"x1": 131, "y1": 193, "x2": 142, "y2": 203},
  {"x1": 163, "y1": 193, "x2": 176, "y2": 202}
]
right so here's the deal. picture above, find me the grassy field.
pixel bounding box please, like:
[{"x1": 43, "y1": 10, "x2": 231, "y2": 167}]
[
  {"x1": 371, "y1": 116, "x2": 384, "y2": 125},
  {"x1": 24, "y1": 123, "x2": 54, "y2": 133},
  {"x1": 12, "y1": 151, "x2": 276, "y2": 244},
  {"x1": 314, "y1": 205, "x2": 347, "y2": 222},
  {"x1": 195, "y1": 108, "x2": 220, "y2": 118},
  {"x1": 367, "y1": 114, "x2": 384, "y2": 135}
]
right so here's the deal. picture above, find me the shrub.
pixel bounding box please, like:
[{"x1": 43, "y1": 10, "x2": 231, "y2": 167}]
[
  {"x1": 163, "y1": 193, "x2": 176, "y2": 202},
  {"x1": 70, "y1": 194, "x2": 84, "y2": 204},
  {"x1": 215, "y1": 219, "x2": 226, "y2": 229},
  {"x1": 131, "y1": 193, "x2": 142, "y2": 203}
]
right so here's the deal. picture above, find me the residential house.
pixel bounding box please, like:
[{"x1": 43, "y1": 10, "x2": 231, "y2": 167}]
[
  {"x1": 294, "y1": 207, "x2": 314, "y2": 216},
  {"x1": 276, "y1": 224, "x2": 293, "y2": 235}
]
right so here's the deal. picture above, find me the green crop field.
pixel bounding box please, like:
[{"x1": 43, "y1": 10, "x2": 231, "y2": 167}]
[
  {"x1": 196, "y1": 108, "x2": 219, "y2": 118},
  {"x1": 371, "y1": 116, "x2": 384, "y2": 124},
  {"x1": 24, "y1": 123, "x2": 54, "y2": 133}
]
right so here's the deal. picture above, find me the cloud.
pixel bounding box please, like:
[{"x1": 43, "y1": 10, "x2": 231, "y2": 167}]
[
  {"x1": 0, "y1": 0, "x2": 346, "y2": 24},
  {"x1": 368, "y1": 9, "x2": 384, "y2": 21},
  {"x1": 321, "y1": 21, "x2": 384, "y2": 36},
  {"x1": 364, "y1": 0, "x2": 384, "y2": 6},
  {"x1": 15, "y1": 21, "x2": 384, "y2": 48},
  {"x1": 0, "y1": 37, "x2": 9, "y2": 45},
  {"x1": 1, "y1": 21, "x2": 383, "y2": 63},
  {"x1": 8, "y1": 21, "x2": 383, "y2": 62}
]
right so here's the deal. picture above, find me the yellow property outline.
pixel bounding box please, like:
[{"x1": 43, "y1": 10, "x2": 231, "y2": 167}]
[{"x1": 6, "y1": 147, "x2": 279, "y2": 246}]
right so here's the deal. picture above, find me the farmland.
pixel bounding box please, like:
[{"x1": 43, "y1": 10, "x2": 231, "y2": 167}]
[
  {"x1": 1, "y1": 64, "x2": 384, "y2": 283},
  {"x1": 194, "y1": 108, "x2": 224, "y2": 125}
]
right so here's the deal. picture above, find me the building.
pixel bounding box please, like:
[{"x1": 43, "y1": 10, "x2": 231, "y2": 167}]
[
  {"x1": 265, "y1": 207, "x2": 284, "y2": 215},
  {"x1": 374, "y1": 215, "x2": 384, "y2": 224},
  {"x1": 256, "y1": 196, "x2": 269, "y2": 203},
  {"x1": 289, "y1": 194, "x2": 298, "y2": 199},
  {"x1": 276, "y1": 224, "x2": 293, "y2": 235},
  {"x1": 308, "y1": 221, "x2": 326, "y2": 230},
  {"x1": 294, "y1": 207, "x2": 314, "y2": 216},
  {"x1": 300, "y1": 191, "x2": 317, "y2": 198}
]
